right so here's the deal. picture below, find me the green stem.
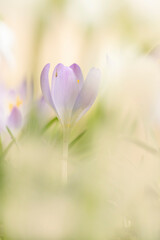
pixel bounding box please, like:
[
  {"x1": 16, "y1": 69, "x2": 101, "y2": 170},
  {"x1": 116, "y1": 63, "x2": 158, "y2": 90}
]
[{"x1": 62, "y1": 128, "x2": 69, "y2": 184}]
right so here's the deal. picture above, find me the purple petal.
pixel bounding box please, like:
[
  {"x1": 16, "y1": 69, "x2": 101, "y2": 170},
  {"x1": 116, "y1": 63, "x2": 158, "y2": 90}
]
[
  {"x1": 40, "y1": 63, "x2": 56, "y2": 111},
  {"x1": 51, "y1": 63, "x2": 79, "y2": 125},
  {"x1": 70, "y1": 63, "x2": 84, "y2": 91},
  {"x1": 37, "y1": 96, "x2": 53, "y2": 118},
  {"x1": 8, "y1": 89, "x2": 16, "y2": 99},
  {"x1": 72, "y1": 67, "x2": 101, "y2": 123},
  {"x1": 7, "y1": 107, "x2": 22, "y2": 129},
  {"x1": 19, "y1": 78, "x2": 27, "y2": 100}
]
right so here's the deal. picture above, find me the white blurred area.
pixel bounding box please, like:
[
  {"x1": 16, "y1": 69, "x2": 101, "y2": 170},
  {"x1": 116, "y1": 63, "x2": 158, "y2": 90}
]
[
  {"x1": 0, "y1": 21, "x2": 15, "y2": 66},
  {"x1": 0, "y1": 21, "x2": 15, "y2": 81}
]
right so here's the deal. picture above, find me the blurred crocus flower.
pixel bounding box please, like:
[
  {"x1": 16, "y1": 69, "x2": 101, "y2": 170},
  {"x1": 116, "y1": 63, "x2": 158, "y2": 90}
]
[
  {"x1": 41, "y1": 63, "x2": 101, "y2": 128},
  {"x1": 0, "y1": 80, "x2": 27, "y2": 132}
]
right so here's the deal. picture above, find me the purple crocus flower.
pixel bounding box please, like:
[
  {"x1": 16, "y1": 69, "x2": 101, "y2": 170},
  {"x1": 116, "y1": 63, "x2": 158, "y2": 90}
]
[
  {"x1": 7, "y1": 80, "x2": 27, "y2": 129},
  {"x1": 40, "y1": 63, "x2": 101, "y2": 128},
  {"x1": 0, "y1": 80, "x2": 27, "y2": 132}
]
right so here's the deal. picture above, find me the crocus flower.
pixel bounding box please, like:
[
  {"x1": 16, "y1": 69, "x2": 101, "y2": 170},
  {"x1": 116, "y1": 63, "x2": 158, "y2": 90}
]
[
  {"x1": 0, "y1": 80, "x2": 27, "y2": 132},
  {"x1": 40, "y1": 63, "x2": 101, "y2": 128}
]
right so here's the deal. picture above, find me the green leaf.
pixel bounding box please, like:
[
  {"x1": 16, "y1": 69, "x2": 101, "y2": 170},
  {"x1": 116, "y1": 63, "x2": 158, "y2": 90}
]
[
  {"x1": 41, "y1": 117, "x2": 58, "y2": 134},
  {"x1": 69, "y1": 130, "x2": 87, "y2": 149}
]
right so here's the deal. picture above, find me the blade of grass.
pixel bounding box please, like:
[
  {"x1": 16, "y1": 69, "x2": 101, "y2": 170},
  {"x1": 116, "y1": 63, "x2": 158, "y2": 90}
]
[
  {"x1": 6, "y1": 126, "x2": 16, "y2": 141},
  {"x1": 41, "y1": 117, "x2": 58, "y2": 134},
  {"x1": 69, "y1": 130, "x2": 86, "y2": 149},
  {"x1": 0, "y1": 137, "x2": 3, "y2": 154},
  {"x1": 6, "y1": 126, "x2": 18, "y2": 149},
  {"x1": 1, "y1": 141, "x2": 14, "y2": 158},
  {"x1": 126, "y1": 137, "x2": 158, "y2": 155}
]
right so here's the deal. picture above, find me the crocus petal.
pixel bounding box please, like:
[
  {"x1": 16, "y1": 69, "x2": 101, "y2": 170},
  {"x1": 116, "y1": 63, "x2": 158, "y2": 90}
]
[
  {"x1": 8, "y1": 89, "x2": 16, "y2": 99},
  {"x1": 70, "y1": 63, "x2": 84, "y2": 91},
  {"x1": 7, "y1": 107, "x2": 22, "y2": 129},
  {"x1": 19, "y1": 79, "x2": 27, "y2": 100},
  {"x1": 72, "y1": 67, "x2": 101, "y2": 123},
  {"x1": 38, "y1": 96, "x2": 53, "y2": 118},
  {"x1": 51, "y1": 64, "x2": 79, "y2": 126},
  {"x1": 40, "y1": 63, "x2": 56, "y2": 111}
]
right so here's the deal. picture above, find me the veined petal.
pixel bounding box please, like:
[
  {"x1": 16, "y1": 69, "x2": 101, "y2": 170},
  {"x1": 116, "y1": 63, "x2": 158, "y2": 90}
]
[
  {"x1": 70, "y1": 63, "x2": 84, "y2": 91},
  {"x1": 51, "y1": 64, "x2": 79, "y2": 126},
  {"x1": 7, "y1": 107, "x2": 22, "y2": 129},
  {"x1": 51, "y1": 63, "x2": 64, "y2": 91},
  {"x1": 40, "y1": 63, "x2": 56, "y2": 111},
  {"x1": 72, "y1": 67, "x2": 101, "y2": 123}
]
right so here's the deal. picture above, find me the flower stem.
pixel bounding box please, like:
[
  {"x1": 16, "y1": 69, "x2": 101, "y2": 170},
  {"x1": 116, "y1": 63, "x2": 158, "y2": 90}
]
[{"x1": 62, "y1": 128, "x2": 69, "y2": 184}]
